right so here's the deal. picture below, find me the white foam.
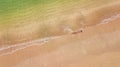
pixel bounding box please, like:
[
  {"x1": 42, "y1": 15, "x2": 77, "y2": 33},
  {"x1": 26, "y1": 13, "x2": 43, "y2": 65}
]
[
  {"x1": 0, "y1": 36, "x2": 62, "y2": 56},
  {"x1": 101, "y1": 13, "x2": 120, "y2": 24}
]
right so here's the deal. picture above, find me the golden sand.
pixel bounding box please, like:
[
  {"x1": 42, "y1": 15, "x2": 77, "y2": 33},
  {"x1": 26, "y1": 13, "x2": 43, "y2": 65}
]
[{"x1": 0, "y1": 1, "x2": 120, "y2": 67}]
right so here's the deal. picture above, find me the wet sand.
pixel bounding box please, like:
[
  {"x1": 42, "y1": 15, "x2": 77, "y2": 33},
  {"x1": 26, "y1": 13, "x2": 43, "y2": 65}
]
[
  {"x1": 0, "y1": 1, "x2": 120, "y2": 67},
  {"x1": 0, "y1": 15, "x2": 120, "y2": 67}
]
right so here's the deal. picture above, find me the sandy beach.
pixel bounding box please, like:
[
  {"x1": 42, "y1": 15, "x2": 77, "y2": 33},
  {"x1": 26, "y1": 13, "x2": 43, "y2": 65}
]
[{"x1": 0, "y1": 0, "x2": 120, "y2": 67}]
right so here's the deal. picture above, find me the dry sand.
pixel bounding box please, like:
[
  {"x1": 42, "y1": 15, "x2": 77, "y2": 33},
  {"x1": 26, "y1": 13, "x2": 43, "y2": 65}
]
[{"x1": 0, "y1": 1, "x2": 120, "y2": 67}]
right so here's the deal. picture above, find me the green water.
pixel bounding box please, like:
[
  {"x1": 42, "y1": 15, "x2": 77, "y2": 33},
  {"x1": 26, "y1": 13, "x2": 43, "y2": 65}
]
[
  {"x1": 0, "y1": 0, "x2": 114, "y2": 25},
  {"x1": 0, "y1": 0, "x2": 58, "y2": 15}
]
